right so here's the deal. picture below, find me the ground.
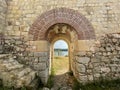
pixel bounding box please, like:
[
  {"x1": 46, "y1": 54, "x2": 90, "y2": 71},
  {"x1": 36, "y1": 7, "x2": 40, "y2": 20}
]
[
  {"x1": 52, "y1": 56, "x2": 69, "y2": 75},
  {"x1": 51, "y1": 56, "x2": 73, "y2": 89}
]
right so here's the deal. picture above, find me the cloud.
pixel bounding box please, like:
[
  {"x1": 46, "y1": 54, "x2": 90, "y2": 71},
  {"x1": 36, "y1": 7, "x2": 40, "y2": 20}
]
[{"x1": 54, "y1": 40, "x2": 68, "y2": 49}]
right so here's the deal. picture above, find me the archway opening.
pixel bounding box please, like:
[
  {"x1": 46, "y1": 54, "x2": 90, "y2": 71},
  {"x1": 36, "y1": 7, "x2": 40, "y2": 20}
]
[
  {"x1": 46, "y1": 23, "x2": 79, "y2": 88},
  {"x1": 52, "y1": 40, "x2": 69, "y2": 75}
]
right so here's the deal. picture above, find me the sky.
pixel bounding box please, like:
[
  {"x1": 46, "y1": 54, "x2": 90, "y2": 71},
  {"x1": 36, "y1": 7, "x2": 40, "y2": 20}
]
[{"x1": 54, "y1": 40, "x2": 68, "y2": 49}]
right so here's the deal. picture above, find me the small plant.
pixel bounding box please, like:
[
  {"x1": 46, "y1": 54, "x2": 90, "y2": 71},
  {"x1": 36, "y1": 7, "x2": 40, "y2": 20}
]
[
  {"x1": 78, "y1": 79, "x2": 120, "y2": 90},
  {"x1": 21, "y1": 86, "x2": 27, "y2": 90},
  {"x1": 46, "y1": 75, "x2": 54, "y2": 89},
  {"x1": 72, "y1": 78, "x2": 80, "y2": 90},
  {"x1": 71, "y1": 76, "x2": 120, "y2": 90},
  {"x1": 45, "y1": 68, "x2": 55, "y2": 89}
]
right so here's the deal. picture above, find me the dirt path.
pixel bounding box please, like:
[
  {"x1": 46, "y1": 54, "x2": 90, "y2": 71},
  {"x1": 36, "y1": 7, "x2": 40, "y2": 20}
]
[
  {"x1": 51, "y1": 72, "x2": 74, "y2": 90},
  {"x1": 55, "y1": 68, "x2": 69, "y2": 75},
  {"x1": 47, "y1": 57, "x2": 75, "y2": 90}
]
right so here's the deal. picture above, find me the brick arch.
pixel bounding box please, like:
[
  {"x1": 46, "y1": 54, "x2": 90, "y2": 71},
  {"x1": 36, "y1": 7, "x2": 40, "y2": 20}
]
[{"x1": 29, "y1": 8, "x2": 95, "y2": 40}]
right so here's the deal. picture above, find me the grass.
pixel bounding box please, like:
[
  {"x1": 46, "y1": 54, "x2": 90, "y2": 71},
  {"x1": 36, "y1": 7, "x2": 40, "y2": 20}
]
[
  {"x1": 72, "y1": 78, "x2": 120, "y2": 90},
  {"x1": 43, "y1": 56, "x2": 69, "y2": 89},
  {"x1": 53, "y1": 56, "x2": 69, "y2": 75},
  {"x1": 45, "y1": 68, "x2": 55, "y2": 89},
  {"x1": 0, "y1": 86, "x2": 27, "y2": 90}
]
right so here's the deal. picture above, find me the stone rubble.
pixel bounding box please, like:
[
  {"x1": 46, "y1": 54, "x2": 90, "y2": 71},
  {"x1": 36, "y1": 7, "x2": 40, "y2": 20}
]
[
  {"x1": 0, "y1": 54, "x2": 38, "y2": 89},
  {"x1": 0, "y1": 36, "x2": 49, "y2": 84}
]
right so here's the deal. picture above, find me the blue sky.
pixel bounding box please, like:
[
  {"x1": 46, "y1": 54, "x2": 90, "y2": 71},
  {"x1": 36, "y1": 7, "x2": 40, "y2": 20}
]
[{"x1": 54, "y1": 40, "x2": 68, "y2": 49}]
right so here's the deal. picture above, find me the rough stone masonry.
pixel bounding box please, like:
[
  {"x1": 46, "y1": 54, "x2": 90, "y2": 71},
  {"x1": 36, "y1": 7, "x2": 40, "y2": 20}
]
[
  {"x1": 0, "y1": 0, "x2": 120, "y2": 89},
  {"x1": 74, "y1": 33, "x2": 120, "y2": 83}
]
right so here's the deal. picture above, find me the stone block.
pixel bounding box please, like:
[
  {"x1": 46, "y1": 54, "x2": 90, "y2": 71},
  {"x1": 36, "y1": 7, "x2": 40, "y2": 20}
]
[
  {"x1": 100, "y1": 67, "x2": 110, "y2": 73},
  {"x1": 40, "y1": 77, "x2": 48, "y2": 85},
  {"x1": 112, "y1": 38, "x2": 117, "y2": 43},
  {"x1": 43, "y1": 87, "x2": 50, "y2": 90},
  {"x1": 33, "y1": 63, "x2": 47, "y2": 70},
  {"x1": 111, "y1": 66, "x2": 119, "y2": 72},
  {"x1": 101, "y1": 57, "x2": 110, "y2": 62},
  {"x1": 38, "y1": 68, "x2": 49, "y2": 78},
  {"x1": 88, "y1": 75, "x2": 94, "y2": 81},
  {"x1": 91, "y1": 58, "x2": 99, "y2": 63},
  {"x1": 76, "y1": 63, "x2": 86, "y2": 73},
  {"x1": 115, "y1": 46, "x2": 120, "y2": 50},
  {"x1": 0, "y1": 46, "x2": 3, "y2": 53},
  {"x1": 93, "y1": 66, "x2": 101, "y2": 73},
  {"x1": 76, "y1": 57, "x2": 90, "y2": 64},
  {"x1": 75, "y1": 52, "x2": 86, "y2": 56},
  {"x1": 78, "y1": 75, "x2": 88, "y2": 83},
  {"x1": 0, "y1": 54, "x2": 38, "y2": 88},
  {"x1": 7, "y1": 64, "x2": 24, "y2": 71},
  {"x1": 38, "y1": 56, "x2": 48, "y2": 62},
  {"x1": 112, "y1": 34, "x2": 120, "y2": 38},
  {"x1": 99, "y1": 47, "x2": 105, "y2": 52},
  {"x1": 17, "y1": 68, "x2": 32, "y2": 78},
  {"x1": 106, "y1": 47, "x2": 111, "y2": 51}
]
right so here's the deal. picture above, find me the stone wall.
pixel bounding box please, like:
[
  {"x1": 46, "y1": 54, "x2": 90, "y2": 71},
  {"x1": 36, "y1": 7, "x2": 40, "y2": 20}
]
[
  {"x1": 0, "y1": 0, "x2": 7, "y2": 33},
  {"x1": 0, "y1": 36, "x2": 49, "y2": 87},
  {"x1": 18, "y1": 52, "x2": 49, "y2": 84},
  {"x1": 1, "y1": 36, "x2": 49, "y2": 84},
  {"x1": 6, "y1": 0, "x2": 120, "y2": 38},
  {"x1": 1, "y1": 33, "x2": 120, "y2": 86},
  {"x1": 74, "y1": 33, "x2": 120, "y2": 83},
  {"x1": 0, "y1": 0, "x2": 120, "y2": 87}
]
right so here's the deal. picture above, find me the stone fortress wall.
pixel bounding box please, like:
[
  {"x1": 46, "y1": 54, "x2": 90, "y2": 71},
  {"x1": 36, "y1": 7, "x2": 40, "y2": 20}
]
[
  {"x1": 74, "y1": 33, "x2": 120, "y2": 83},
  {"x1": 0, "y1": 0, "x2": 120, "y2": 88}
]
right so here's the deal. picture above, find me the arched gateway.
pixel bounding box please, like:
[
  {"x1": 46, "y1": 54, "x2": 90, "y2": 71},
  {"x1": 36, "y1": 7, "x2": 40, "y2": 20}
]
[{"x1": 29, "y1": 8, "x2": 95, "y2": 84}]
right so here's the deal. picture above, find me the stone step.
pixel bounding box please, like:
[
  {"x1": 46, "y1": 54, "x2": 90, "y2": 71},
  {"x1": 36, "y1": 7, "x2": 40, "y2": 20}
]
[
  {"x1": 17, "y1": 68, "x2": 34, "y2": 78},
  {"x1": 28, "y1": 78, "x2": 39, "y2": 90},
  {"x1": 0, "y1": 54, "x2": 37, "y2": 88}
]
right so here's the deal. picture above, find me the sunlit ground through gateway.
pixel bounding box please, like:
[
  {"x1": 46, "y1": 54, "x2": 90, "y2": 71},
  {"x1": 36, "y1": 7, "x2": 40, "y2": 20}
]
[{"x1": 53, "y1": 56, "x2": 69, "y2": 75}]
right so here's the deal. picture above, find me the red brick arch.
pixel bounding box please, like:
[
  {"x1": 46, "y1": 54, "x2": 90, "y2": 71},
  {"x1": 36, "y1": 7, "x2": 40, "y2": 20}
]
[{"x1": 29, "y1": 8, "x2": 95, "y2": 40}]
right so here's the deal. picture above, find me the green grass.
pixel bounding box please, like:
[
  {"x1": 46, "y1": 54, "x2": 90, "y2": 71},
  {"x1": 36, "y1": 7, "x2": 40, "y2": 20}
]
[
  {"x1": 72, "y1": 78, "x2": 120, "y2": 90},
  {"x1": 0, "y1": 86, "x2": 14, "y2": 90},
  {"x1": 1, "y1": 78, "x2": 120, "y2": 90},
  {"x1": 45, "y1": 67, "x2": 55, "y2": 89},
  {"x1": 44, "y1": 56, "x2": 69, "y2": 89},
  {"x1": 0, "y1": 86, "x2": 28, "y2": 90},
  {"x1": 53, "y1": 56, "x2": 69, "y2": 75}
]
